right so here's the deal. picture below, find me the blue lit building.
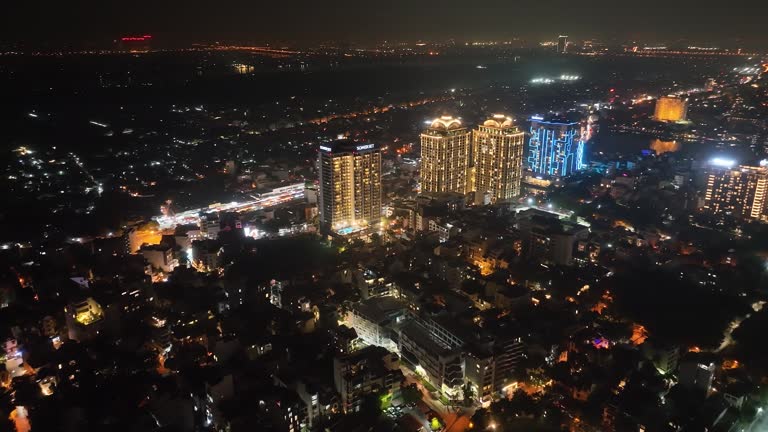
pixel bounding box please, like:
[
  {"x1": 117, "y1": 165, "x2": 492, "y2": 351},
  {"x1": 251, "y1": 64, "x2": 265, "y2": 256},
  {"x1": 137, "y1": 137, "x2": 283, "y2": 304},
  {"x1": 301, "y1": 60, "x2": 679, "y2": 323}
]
[{"x1": 526, "y1": 117, "x2": 586, "y2": 177}]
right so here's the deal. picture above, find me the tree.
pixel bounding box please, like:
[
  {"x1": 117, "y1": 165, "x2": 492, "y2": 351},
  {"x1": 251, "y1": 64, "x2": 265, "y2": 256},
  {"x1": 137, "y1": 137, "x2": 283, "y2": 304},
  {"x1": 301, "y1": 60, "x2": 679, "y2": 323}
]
[
  {"x1": 401, "y1": 384, "x2": 422, "y2": 404},
  {"x1": 370, "y1": 232, "x2": 382, "y2": 245},
  {"x1": 469, "y1": 408, "x2": 491, "y2": 429},
  {"x1": 504, "y1": 389, "x2": 540, "y2": 417},
  {"x1": 462, "y1": 382, "x2": 475, "y2": 407},
  {"x1": 430, "y1": 416, "x2": 442, "y2": 431},
  {"x1": 359, "y1": 392, "x2": 383, "y2": 423}
]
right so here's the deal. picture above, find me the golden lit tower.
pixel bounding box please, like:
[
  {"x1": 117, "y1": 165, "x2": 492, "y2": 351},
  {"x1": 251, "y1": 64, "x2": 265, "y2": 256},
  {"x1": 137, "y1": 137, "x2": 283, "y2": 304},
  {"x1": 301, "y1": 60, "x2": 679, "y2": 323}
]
[
  {"x1": 473, "y1": 114, "x2": 525, "y2": 204},
  {"x1": 654, "y1": 96, "x2": 688, "y2": 122},
  {"x1": 703, "y1": 158, "x2": 768, "y2": 221},
  {"x1": 319, "y1": 141, "x2": 382, "y2": 234},
  {"x1": 420, "y1": 116, "x2": 472, "y2": 195}
]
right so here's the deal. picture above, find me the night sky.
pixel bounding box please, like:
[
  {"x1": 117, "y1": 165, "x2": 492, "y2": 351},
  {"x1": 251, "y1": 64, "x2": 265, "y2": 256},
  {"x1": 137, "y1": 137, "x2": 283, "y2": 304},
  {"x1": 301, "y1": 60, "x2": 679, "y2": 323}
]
[{"x1": 2, "y1": 0, "x2": 766, "y2": 47}]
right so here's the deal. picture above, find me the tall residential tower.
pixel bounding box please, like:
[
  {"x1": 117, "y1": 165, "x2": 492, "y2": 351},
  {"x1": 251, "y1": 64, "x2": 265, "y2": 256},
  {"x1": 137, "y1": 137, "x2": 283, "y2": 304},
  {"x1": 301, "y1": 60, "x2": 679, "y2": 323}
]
[
  {"x1": 473, "y1": 115, "x2": 525, "y2": 203},
  {"x1": 319, "y1": 141, "x2": 382, "y2": 234},
  {"x1": 703, "y1": 158, "x2": 768, "y2": 221},
  {"x1": 420, "y1": 116, "x2": 472, "y2": 195}
]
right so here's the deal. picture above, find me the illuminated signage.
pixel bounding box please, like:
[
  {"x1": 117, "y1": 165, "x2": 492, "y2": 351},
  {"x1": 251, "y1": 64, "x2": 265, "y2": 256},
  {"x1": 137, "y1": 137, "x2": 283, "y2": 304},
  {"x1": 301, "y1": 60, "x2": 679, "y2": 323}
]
[
  {"x1": 319, "y1": 146, "x2": 332, "y2": 152},
  {"x1": 530, "y1": 115, "x2": 544, "y2": 121},
  {"x1": 356, "y1": 144, "x2": 375, "y2": 151},
  {"x1": 121, "y1": 35, "x2": 153, "y2": 42}
]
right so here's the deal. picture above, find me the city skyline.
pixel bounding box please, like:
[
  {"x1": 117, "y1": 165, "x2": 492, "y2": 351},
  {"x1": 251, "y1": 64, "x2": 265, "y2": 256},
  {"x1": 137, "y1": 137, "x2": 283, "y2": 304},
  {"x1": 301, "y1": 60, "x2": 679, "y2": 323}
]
[
  {"x1": 1, "y1": 6, "x2": 768, "y2": 432},
  {"x1": 2, "y1": 1, "x2": 767, "y2": 48}
]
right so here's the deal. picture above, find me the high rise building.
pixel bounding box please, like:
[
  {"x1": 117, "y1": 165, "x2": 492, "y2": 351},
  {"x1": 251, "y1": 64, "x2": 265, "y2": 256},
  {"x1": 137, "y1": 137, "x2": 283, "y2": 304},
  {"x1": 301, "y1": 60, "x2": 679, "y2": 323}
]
[
  {"x1": 420, "y1": 116, "x2": 472, "y2": 195},
  {"x1": 654, "y1": 96, "x2": 688, "y2": 122},
  {"x1": 318, "y1": 141, "x2": 382, "y2": 234},
  {"x1": 557, "y1": 35, "x2": 568, "y2": 54},
  {"x1": 703, "y1": 158, "x2": 768, "y2": 221},
  {"x1": 473, "y1": 114, "x2": 525, "y2": 203},
  {"x1": 527, "y1": 117, "x2": 586, "y2": 177}
]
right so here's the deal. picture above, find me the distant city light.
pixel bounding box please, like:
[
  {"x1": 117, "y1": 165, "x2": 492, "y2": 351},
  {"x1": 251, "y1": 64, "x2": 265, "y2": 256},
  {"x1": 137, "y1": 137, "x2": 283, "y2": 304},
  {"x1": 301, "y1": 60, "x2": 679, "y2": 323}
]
[
  {"x1": 531, "y1": 75, "x2": 580, "y2": 85},
  {"x1": 531, "y1": 77, "x2": 555, "y2": 84},
  {"x1": 710, "y1": 157, "x2": 736, "y2": 168}
]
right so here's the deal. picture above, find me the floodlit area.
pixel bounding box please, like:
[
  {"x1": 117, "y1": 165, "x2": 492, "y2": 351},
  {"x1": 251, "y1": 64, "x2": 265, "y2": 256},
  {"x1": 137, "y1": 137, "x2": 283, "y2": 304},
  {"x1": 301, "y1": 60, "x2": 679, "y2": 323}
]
[{"x1": 154, "y1": 183, "x2": 306, "y2": 229}]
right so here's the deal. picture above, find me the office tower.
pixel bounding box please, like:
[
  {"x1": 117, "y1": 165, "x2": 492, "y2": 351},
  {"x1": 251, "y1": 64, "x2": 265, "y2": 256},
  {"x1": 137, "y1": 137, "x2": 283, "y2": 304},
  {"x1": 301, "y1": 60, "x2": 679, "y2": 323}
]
[
  {"x1": 558, "y1": 35, "x2": 568, "y2": 53},
  {"x1": 703, "y1": 158, "x2": 768, "y2": 221},
  {"x1": 527, "y1": 116, "x2": 586, "y2": 177},
  {"x1": 654, "y1": 96, "x2": 688, "y2": 122},
  {"x1": 420, "y1": 116, "x2": 472, "y2": 195},
  {"x1": 473, "y1": 114, "x2": 525, "y2": 203},
  {"x1": 318, "y1": 141, "x2": 382, "y2": 234}
]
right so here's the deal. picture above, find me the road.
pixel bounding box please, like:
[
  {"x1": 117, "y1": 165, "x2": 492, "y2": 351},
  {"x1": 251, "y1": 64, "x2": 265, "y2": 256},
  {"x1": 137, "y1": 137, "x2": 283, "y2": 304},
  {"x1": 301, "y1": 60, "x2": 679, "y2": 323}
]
[{"x1": 399, "y1": 364, "x2": 474, "y2": 431}]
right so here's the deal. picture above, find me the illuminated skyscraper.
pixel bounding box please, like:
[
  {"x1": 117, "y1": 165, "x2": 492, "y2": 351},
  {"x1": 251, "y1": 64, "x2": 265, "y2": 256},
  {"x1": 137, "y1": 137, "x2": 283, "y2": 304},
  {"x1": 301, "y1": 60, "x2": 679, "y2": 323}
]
[
  {"x1": 527, "y1": 117, "x2": 586, "y2": 177},
  {"x1": 703, "y1": 159, "x2": 768, "y2": 221},
  {"x1": 654, "y1": 96, "x2": 688, "y2": 122},
  {"x1": 473, "y1": 114, "x2": 525, "y2": 203},
  {"x1": 557, "y1": 35, "x2": 568, "y2": 54},
  {"x1": 420, "y1": 116, "x2": 472, "y2": 195},
  {"x1": 319, "y1": 141, "x2": 382, "y2": 234}
]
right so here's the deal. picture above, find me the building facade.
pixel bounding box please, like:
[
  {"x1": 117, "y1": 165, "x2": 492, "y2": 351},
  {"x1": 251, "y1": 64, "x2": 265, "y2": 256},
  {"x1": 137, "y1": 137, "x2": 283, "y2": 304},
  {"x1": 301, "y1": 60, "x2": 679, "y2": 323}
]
[
  {"x1": 399, "y1": 321, "x2": 464, "y2": 398},
  {"x1": 420, "y1": 116, "x2": 472, "y2": 195},
  {"x1": 527, "y1": 117, "x2": 586, "y2": 177},
  {"x1": 318, "y1": 141, "x2": 382, "y2": 234},
  {"x1": 333, "y1": 346, "x2": 403, "y2": 413},
  {"x1": 654, "y1": 96, "x2": 688, "y2": 122},
  {"x1": 703, "y1": 159, "x2": 768, "y2": 221},
  {"x1": 473, "y1": 115, "x2": 525, "y2": 204},
  {"x1": 65, "y1": 297, "x2": 105, "y2": 342},
  {"x1": 347, "y1": 297, "x2": 408, "y2": 352}
]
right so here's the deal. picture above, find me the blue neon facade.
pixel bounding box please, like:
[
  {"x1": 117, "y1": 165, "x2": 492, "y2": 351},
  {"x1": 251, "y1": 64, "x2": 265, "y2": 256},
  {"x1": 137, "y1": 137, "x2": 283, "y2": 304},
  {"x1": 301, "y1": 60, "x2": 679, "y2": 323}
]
[{"x1": 527, "y1": 119, "x2": 585, "y2": 177}]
